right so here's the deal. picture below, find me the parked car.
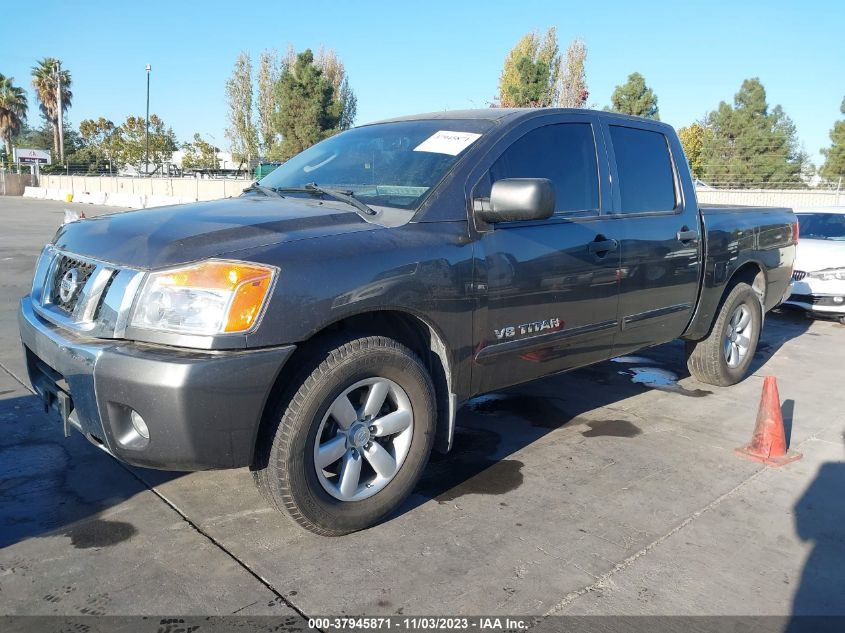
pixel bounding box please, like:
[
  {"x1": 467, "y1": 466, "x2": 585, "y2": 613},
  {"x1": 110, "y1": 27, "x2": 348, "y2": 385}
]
[
  {"x1": 18, "y1": 108, "x2": 797, "y2": 535},
  {"x1": 783, "y1": 207, "x2": 845, "y2": 324}
]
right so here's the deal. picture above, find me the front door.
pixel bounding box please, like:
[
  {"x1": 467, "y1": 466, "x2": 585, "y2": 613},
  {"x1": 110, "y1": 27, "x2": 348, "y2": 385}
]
[{"x1": 471, "y1": 116, "x2": 621, "y2": 395}]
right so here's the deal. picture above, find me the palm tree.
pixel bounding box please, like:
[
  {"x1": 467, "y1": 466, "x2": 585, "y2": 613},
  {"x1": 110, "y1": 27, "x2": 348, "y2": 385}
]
[
  {"x1": 0, "y1": 74, "x2": 28, "y2": 161},
  {"x1": 31, "y1": 58, "x2": 72, "y2": 158}
]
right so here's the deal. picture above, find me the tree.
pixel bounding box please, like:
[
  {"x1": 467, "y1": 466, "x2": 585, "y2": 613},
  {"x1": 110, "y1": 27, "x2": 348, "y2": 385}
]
[
  {"x1": 274, "y1": 49, "x2": 340, "y2": 161},
  {"x1": 678, "y1": 123, "x2": 711, "y2": 180},
  {"x1": 181, "y1": 133, "x2": 219, "y2": 170},
  {"x1": 557, "y1": 39, "x2": 588, "y2": 108},
  {"x1": 257, "y1": 50, "x2": 281, "y2": 156},
  {"x1": 78, "y1": 117, "x2": 120, "y2": 170},
  {"x1": 225, "y1": 52, "x2": 258, "y2": 167},
  {"x1": 607, "y1": 72, "x2": 659, "y2": 119},
  {"x1": 117, "y1": 114, "x2": 178, "y2": 172},
  {"x1": 0, "y1": 74, "x2": 28, "y2": 160},
  {"x1": 700, "y1": 78, "x2": 807, "y2": 188},
  {"x1": 31, "y1": 58, "x2": 72, "y2": 158},
  {"x1": 14, "y1": 121, "x2": 52, "y2": 150},
  {"x1": 506, "y1": 56, "x2": 553, "y2": 107},
  {"x1": 497, "y1": 28, "x2": 560, "y2": 107},
  {"x1": 820, "y1": 97, "x2": 845, "y2": 184},
  {"x1": 315, "y1": 46, "x2": 357, "y2": 131},
  {"x1": 496, "y1": 30, "x2": 588, "y2": 108}
]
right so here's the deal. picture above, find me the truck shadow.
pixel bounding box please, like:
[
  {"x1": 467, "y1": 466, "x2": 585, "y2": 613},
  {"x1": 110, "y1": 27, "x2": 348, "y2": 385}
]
[
  {"x1": 406, "y1": 309, "x2": 811, "y2": 509},
  {"x1": 0, "y1": 392, "x2": 182, "y2": 549},
  {"x1": 788, "y1": 434, "x2": 845, "y2": 627}
]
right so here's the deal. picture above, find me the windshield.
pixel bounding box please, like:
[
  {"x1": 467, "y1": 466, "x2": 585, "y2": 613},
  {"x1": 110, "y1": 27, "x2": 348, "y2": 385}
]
[
  {"x1": 259, "y1": 119, "x2": 493, "y2": 210},
  {"x1": 797, "y1": 212, "x2": 845, "y2": 241}
]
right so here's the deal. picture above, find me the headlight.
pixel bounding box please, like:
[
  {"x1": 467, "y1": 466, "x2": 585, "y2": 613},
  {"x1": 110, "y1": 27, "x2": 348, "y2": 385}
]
[
  {"x1": 130, "y1": 260, "x2": 276, "y2": 335},
  {"x1": 807, "y1": 268, "x2": 845, "y2": 281}
]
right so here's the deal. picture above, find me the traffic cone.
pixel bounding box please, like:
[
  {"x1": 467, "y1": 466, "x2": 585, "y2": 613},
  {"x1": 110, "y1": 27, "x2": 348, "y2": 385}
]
[{"x1": 735, "y1": 376, "x2": 802, "y2": 467}]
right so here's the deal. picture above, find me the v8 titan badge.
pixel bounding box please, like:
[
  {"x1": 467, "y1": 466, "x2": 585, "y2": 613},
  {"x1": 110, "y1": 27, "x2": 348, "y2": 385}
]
[{"x1": 495, "y1": 317, "x2": 562, "y2": 340}]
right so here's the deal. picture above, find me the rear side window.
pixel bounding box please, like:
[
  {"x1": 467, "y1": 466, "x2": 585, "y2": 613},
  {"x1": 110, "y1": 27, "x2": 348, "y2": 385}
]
[
  {"x1": 609, "y1": 125, "x2": 676, "y2": 213},
  {"x1": 490, "y1": 123, "x2": 599, "y2": 214}
]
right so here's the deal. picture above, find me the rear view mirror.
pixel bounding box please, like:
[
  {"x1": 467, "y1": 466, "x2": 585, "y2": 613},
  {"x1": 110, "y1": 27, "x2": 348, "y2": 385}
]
[{"x1": 474, "y1": 178, "x2": 555, "y2": 223}]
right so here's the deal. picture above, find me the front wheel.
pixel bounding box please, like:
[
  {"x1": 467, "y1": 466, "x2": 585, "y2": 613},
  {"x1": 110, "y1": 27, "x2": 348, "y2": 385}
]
[
  {"x1": 254, "y1": 336, "x2": 436, "y2": 536},
  {"x1": 686, "y1": 282, "x2": 762, "y2": 386}
]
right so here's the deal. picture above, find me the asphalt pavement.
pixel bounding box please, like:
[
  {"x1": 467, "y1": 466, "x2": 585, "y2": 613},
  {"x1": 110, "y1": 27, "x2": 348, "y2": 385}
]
[{"x1": 1, "y1": 197, "x2": 843, "y2": 622}]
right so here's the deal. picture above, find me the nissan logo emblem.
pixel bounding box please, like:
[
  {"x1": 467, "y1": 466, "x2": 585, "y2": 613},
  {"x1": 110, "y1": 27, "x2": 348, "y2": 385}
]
[{"x1": 59, "y1": 268, "x2": 79, "y2": 303}]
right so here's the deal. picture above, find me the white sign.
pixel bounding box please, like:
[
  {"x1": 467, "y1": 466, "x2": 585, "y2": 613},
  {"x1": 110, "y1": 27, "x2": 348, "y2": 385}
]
[
  {"x1": 13, "y1": 148, "x2": 51, "y2": 165},
  {"x1": 413, "y1": 131, "x2": 481, "y2": 156}
]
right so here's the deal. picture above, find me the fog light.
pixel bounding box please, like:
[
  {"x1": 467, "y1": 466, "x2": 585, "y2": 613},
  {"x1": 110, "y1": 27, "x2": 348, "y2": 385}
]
[
  {"x1": 833, "y1": 296, "x2": 844, "y2": 304},
  {"x1": 130, "y1": 410, "x2": 149, "y2": 439}
]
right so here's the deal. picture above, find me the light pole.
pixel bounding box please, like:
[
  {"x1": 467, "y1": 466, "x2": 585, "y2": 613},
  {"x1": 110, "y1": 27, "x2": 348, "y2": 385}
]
[
  {"x1": 144, "y1": 64, "x2": 151, "y2": 175},
  {"x1": 55, "y1": 60, "x2": 64, "y2": 164}
]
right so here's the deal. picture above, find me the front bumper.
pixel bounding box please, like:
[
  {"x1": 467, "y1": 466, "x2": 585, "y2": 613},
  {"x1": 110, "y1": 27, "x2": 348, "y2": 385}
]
[
  {"x1": 18, "y1": 296, "x2": 295, "y2": 470},
  {"x1": 783, "y1": 293, "x2": 845, "y2": 316},
  {"x1": 783, "y1": 277, "x2": 845, "y2": 316}
]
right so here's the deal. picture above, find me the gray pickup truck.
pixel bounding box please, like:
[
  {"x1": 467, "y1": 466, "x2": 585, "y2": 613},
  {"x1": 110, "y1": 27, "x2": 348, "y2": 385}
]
[{"x1": 19, "y1": 109, "x2": 796, "y2": 535}]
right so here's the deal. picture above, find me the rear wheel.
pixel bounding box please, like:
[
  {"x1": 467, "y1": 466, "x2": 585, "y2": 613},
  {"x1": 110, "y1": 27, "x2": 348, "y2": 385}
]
[
  {"x1": 686, "y1": 282, "x2": 762, "y2": 386},
  {"x1": 254, "y1": 336, "x2": 435, "y2": 536}
]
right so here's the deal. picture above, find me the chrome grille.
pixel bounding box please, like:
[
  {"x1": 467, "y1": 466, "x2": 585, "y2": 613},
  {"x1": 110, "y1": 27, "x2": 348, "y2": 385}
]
[
  {"x1": 30, "y1": 247, "x2": 145, "y2": 338},
  {"x1": 49, "y1": 254, "x2": 97, "y2": 313},
  {"x1": 792, "y1": 270, "x2": 807, "y2": 282},
  {"x1": 93, "y1": 271, "x2": 116, "y2": 320}
]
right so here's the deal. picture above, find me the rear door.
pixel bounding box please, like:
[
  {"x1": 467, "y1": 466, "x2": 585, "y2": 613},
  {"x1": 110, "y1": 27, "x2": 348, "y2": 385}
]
[
  {"x1": 470, "y1": 113, "x2": 621, "y2": 395},
  {"x1": 602, "y1": 119, "x2": 702, "y2": 353}
]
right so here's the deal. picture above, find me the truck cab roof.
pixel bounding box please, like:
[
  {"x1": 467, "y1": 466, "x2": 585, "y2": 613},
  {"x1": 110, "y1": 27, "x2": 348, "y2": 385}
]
[{"x1": 366, "y1": 107, "x2": 677, "y2": 131}]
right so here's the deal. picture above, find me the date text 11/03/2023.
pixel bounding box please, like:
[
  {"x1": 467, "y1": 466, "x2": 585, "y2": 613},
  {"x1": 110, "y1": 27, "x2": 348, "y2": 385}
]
[{"x1": 307, "y1": 617, "x2": 528, "y2": 630}]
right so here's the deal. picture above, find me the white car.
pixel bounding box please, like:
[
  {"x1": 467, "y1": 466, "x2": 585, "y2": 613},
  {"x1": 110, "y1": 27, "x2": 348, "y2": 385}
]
[{"x1": 784, "y1": 207, "x2": 845, "y2": 323}]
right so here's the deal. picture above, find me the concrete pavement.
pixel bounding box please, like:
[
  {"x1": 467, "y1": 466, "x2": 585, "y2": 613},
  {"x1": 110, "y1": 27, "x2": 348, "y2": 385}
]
[{"x1": 1, "y1": 197, "x2": 843, "y2": 620}]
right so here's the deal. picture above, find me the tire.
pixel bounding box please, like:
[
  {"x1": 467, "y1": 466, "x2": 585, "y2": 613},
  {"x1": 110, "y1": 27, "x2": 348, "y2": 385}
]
[
  {"x1": 686, "y1": 282, "x2": 762, "y2": 387},
  {"x1": 254, "y1": 336, "x2": 436, "y2": 536}
]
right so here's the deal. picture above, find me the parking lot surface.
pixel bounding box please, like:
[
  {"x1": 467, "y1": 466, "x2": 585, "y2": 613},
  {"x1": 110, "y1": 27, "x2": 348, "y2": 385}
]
[{"x1": 1, "y1": 197, "x2": 844, "y2": 619}]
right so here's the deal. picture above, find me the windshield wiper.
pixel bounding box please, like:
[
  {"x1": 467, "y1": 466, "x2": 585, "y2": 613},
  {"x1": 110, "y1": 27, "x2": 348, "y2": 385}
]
[
  {"x1": 242, "y1": 182, "x2": 282, "y2": 198},
  {"x1": 275, "y1": 183, "x2": 377, "y2": 217}
]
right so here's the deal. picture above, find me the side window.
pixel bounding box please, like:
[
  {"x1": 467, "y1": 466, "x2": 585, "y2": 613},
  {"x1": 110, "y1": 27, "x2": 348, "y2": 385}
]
[
  {"x1": 490, "y1": 123, "x2": 599, "y2": 214},
  {"x1": 608, "y1": 125, "x2": 676, "y2": 213}
]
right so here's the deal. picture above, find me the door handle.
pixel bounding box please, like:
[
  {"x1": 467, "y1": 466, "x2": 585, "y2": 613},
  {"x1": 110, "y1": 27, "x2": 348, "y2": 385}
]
[
  {"x1": 587, "y1": 239, "x2": 618, "y2": 256},
  {"x1": 676, "y1": 228, "x2": 700, "y2": 243}
]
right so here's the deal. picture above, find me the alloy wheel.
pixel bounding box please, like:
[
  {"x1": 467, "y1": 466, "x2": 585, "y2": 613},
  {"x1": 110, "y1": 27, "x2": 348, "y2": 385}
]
[
  {"x1": 313, "y1": 377, "x2": 414, "y2": 501},
  {"x1": 724, "y1": 303, "x2": 754, "y2": 368}
]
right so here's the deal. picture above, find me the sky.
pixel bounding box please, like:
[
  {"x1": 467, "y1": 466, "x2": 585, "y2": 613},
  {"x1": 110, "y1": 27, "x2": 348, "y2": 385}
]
[{"x1": 1, "y1": 0, "x2": 842, "y2": 164}]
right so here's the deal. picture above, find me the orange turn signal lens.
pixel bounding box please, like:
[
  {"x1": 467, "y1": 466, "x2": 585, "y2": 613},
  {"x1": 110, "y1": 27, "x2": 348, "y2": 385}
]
[{"x1": 224, "y1": 268, "x2": 274, "y2": 332}]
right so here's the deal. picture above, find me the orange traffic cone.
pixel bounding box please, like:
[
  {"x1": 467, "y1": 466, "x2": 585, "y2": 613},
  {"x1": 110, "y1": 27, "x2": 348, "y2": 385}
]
[{"x1": 735, "y1": 376, "x2": 802, "y2": 467}]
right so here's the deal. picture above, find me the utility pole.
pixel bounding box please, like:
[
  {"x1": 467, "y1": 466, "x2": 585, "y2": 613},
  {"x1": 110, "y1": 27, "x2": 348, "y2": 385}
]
[
  {"x1": 145, "y1": 64, "x2": 151, "y2": 175},
  {"x1": 55, "y1": 60, "x2": 64, "y2": 164}
]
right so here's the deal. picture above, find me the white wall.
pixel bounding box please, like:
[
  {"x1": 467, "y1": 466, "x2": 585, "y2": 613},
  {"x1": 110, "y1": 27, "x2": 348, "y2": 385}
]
[
  {"x1": 696, "y1": 188, "x2": 843, "y2": 209},
  {"x1": 39, "y1": 174, "x2": 250, "y2": 205}
]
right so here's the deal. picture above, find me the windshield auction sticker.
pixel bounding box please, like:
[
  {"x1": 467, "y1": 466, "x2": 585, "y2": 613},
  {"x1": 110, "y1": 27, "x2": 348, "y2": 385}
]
[{"x1": 413, "y1": 131, "x2": 482, "y2": 156}]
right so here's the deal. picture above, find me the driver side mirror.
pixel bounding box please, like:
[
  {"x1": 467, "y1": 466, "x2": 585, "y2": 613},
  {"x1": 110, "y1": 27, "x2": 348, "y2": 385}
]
[{"x1": 474, "y1": 178, "x2": 555, "y2": 224}]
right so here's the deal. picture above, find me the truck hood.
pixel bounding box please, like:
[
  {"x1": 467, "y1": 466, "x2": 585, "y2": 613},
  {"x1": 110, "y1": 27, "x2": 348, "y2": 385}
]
[
  {"x1": 53, "y1": 195, "x2": 379, "y2": 268},
  {"x1": 794, "y1": 238, "x2": 845, "y2": 273}
]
